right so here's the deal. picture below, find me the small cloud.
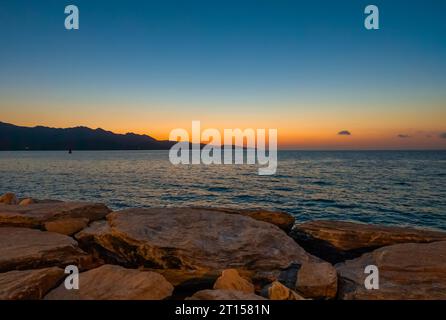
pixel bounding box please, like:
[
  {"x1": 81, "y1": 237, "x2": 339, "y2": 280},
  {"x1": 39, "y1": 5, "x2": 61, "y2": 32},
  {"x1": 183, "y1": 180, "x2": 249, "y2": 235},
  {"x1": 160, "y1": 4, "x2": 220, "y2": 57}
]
[
  {"x1": 397, "y1": 134, "x2": 410, "y2": 138},
  {"x1": 338, "y1": 130, "x2": 351, "y2": 136},
  {"x1": 440, "y1": 132, "x2": 446, "y2": 139}
]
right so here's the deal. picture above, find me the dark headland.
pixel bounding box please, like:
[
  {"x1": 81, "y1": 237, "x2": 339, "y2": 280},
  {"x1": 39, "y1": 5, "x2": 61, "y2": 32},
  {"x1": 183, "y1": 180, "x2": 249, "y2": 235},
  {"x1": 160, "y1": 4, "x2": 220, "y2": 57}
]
[{"x1": 0, "y1": 121, "x2": 176, "y2": 151}]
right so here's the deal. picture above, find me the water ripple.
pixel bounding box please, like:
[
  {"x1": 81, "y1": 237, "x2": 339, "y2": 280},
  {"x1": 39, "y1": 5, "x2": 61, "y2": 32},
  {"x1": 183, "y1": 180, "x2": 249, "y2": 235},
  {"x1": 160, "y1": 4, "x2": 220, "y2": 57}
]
[{"x1": 0, "y1": 150, "x2": 445, "y2": 230}]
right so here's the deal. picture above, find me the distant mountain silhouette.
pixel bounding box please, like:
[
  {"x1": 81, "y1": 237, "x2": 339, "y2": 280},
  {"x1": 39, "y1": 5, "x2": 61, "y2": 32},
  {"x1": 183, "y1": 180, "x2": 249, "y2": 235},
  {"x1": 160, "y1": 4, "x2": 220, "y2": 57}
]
[{"x1": 0, "y1": 122, "x2": 176, "y2": 150}]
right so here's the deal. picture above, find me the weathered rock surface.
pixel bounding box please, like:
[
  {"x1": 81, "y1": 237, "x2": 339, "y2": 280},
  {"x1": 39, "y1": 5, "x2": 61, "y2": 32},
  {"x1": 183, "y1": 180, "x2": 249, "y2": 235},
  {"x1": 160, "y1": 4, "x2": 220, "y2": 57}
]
[
  {"x1": 265, "y1": 262, "x2": 301, "y2": 291},
  {"x1": 263, "y1": 281, "x2": 305, "y2": 300},
  {"x1": 44, "y1": 218, "x2": 89, "y2": 236},
  {"x1": 2, "y1": 196, "x2": 441, "y2": 301},
  {"x1": 192, "y1": 207, "x2": 295, "y2": 232},
  {"x1": 0, "y1": 201, "x2": 111, "y2": 230},
  {"x1": 187, "y1": 289, "x2": 266, "y2": 300},
  {"x1": 213, "y1": 269, "x2": 255, "y2": 293},
  {"x1": 296, "y1": 262, "x2": 337, "y2": 299},
  {"x1": 0, "y1": 227, "x2": 91, "y2": 272},
  {"x1": 19, "y1": 198, "x2": 36, "y2": 206},
  {"x1": 0, "y1": 267, "x2": 64, "y2": 300},
  {"x1": 45, "y1": 264, "x2": 173, "y2": 300},
  {"x1": 291, "y1": 220, "x2": 446, "y2": 263},
  {"x1": 75, "y1": 208, "x2": 317, "y2": 275},
  {"x1": 0, "y1": 192, "x2": 18, "y2": 205},
  {"x1": 336, "y1": 241, "x2": 446, "y2": 300}
]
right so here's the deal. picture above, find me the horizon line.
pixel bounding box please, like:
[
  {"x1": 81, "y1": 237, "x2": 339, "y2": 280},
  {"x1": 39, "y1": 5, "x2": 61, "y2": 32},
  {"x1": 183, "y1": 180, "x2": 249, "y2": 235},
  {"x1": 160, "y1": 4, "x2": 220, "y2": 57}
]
[{"x1": 2, "y1": 120, "x2": 446, "y2": 150}]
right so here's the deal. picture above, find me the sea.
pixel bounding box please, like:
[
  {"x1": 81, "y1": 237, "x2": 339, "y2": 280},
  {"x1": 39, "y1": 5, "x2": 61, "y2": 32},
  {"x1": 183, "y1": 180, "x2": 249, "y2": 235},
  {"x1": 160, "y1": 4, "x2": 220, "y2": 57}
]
[{"x1": 0, "y1": 150, "x2": 445, "y2": 231}]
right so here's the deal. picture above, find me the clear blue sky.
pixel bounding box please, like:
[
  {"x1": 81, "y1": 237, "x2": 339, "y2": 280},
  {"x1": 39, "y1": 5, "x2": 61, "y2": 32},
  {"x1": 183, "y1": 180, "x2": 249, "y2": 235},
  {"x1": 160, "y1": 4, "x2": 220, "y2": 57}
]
[{"x1": 1, "y1": 0, "x2": 445, "y2": 148}]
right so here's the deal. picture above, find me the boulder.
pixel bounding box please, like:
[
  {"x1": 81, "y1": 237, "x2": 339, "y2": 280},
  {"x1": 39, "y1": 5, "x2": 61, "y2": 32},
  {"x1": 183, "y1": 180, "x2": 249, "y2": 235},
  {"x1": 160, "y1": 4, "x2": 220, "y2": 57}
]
[
  {"x1": 263, "y1": 281, "x2": 305, "y2": 300},
  {"x1": 19, "y1": 198, "x2": 36, "y2": 206},
  {"x1": 291, "y1": 220, "x2": 446, "y2": 263},
  {"x1": 192, "y1": 207, "x2": 295, "y2": 232},
  {"x1": 187, "y1": 289, "x2": 266, "y2": 300},
  {"x1": 0, "y1": 193, "x2": 18, "y2": 205},
  {"x1": 0, "y1": 267, "x2": 64, "y2": 300},
  {"x1": 213, "y1": 269, "x2": 255, "y2": 293},
  {"x1": 336, "y1": 241, "x2": 446, "y2": 300},
  {"x1": 0, "y1": 201, "x2": 111, "y2": 229},
  {"x1": 44, "y1": 218, "x2": 89, "y2": 236},
  {"x1": 76, "y1": 208, "x2": 317, "y2": 274},
  {"x1": 0, "y1": 227, "x2": 91, "y2": 272},
  {"x1": 45, "y1": 265, "x2": 173, "y2": 300},
  {"x1": 296, "y1": 262, "x2": 337, "y2": 299}
]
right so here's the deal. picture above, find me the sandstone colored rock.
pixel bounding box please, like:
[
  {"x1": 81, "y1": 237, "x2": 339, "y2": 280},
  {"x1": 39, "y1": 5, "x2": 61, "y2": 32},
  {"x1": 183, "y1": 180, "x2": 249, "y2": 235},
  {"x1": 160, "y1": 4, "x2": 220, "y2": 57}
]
[
  {"x1": 263, "y1": 281, "x2": 305, "y2": 300},
  {"x1": 45, "y1": 265, "x2": 173, "y2": 300},
  {"x1": 145, "y1": 268, "x2": 219, "y2": 290},
  {"x1": 192, "y1": 207, "x2": 295, "y2": 232},
  {"x1": 213, "y1": 269, "x2": 255, "y2": 293},
  {"x1": 75, "y1": 208, "x2": 317, "y2": 275},
  {"x1": 19, "y1": 198, "x2": 36, "y2": 206},
  {"x1": 0, "y1": 227, "x2": 91, "y2": 272},
  {"x1": 336, "y1": 241, "x2": 446, "y2": 300},
  {"x1": 0, "y1": 267, "x2": 64, "y2": 300},
  {"x1": 296, "y1": 262, "x2": 337, "y2": 299},
  {"x1": 44, "y1": 217, "x2": 89, "y2": 236},
  {"x1": 187, "y1": 289, "x2": 266, "y2": 300},
  {"x1": 291, "y1": 220, "x2": 446, "y2": 263},
  {"x1": 0, "y1": 193, "x2": 18, "y2": 205},
  {"x1": 0, "y1": 201, "x2": 111, "y2": 229}
]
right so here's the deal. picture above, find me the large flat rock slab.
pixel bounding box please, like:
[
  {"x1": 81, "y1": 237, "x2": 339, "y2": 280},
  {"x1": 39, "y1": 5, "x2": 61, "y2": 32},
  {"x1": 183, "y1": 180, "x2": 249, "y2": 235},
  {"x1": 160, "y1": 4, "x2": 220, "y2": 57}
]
[
  {"x1": 44, "y1": 217, "x2": 90, "y2": 236},
  {"x1": 0, "y1": 202, "x2": 111, "y2": 230},
  {"x1": 76, "y1": 208, "x2": 317, "y2": 275},
  {"x1": 191, "y1": 207, "x2": 295, "y2": 232},
  {"x1": 0, "y1": 267, "x2": 65, "y2": 300},
  {"x1": 336, "y1": 241, "x2": 446, "y2": 300},
  {"x1": 0, "y1": 227, "x2": 91, "y2": 272},
  {"x1": 291, "y1": 220, "x2": 446, "y2": 263},
  {"x1": 45, "y1": 264, "x2": 173, "y2": 300}
]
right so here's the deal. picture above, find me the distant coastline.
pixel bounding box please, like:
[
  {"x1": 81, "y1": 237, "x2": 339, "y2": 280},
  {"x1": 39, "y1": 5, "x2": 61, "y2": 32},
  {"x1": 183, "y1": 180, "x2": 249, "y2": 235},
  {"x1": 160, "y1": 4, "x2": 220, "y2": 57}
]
[{"x1": 0, "y1": 121, "x2": 253, "y2": 151}]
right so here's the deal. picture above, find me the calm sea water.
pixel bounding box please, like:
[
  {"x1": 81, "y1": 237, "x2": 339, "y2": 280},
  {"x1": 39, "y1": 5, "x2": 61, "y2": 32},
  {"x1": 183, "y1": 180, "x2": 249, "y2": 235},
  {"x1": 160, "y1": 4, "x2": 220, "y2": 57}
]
[{"x1": 0, "y1": 150, "x2": 445, "y2": 230}]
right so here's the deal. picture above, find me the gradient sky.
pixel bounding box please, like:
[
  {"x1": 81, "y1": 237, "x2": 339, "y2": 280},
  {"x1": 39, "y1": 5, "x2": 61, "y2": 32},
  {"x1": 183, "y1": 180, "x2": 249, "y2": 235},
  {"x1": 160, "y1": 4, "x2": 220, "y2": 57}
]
[{"x1": 0, "y1": 0, "x2": 445, "y2": 149}]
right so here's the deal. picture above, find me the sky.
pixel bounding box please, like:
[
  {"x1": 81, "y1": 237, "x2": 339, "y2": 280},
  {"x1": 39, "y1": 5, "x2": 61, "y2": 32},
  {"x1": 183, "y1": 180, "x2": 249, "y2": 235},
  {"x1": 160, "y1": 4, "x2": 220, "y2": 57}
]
[{"x1": 0, "y1": 0, "x2": 445, "y2": 149}]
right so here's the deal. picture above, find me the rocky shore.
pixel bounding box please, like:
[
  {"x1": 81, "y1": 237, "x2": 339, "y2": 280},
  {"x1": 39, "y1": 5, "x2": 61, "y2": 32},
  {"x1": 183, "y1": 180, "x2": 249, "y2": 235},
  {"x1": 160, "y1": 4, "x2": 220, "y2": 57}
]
[{"x1": 0, "y1": 192, "x2": 445, "y2": 300}]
